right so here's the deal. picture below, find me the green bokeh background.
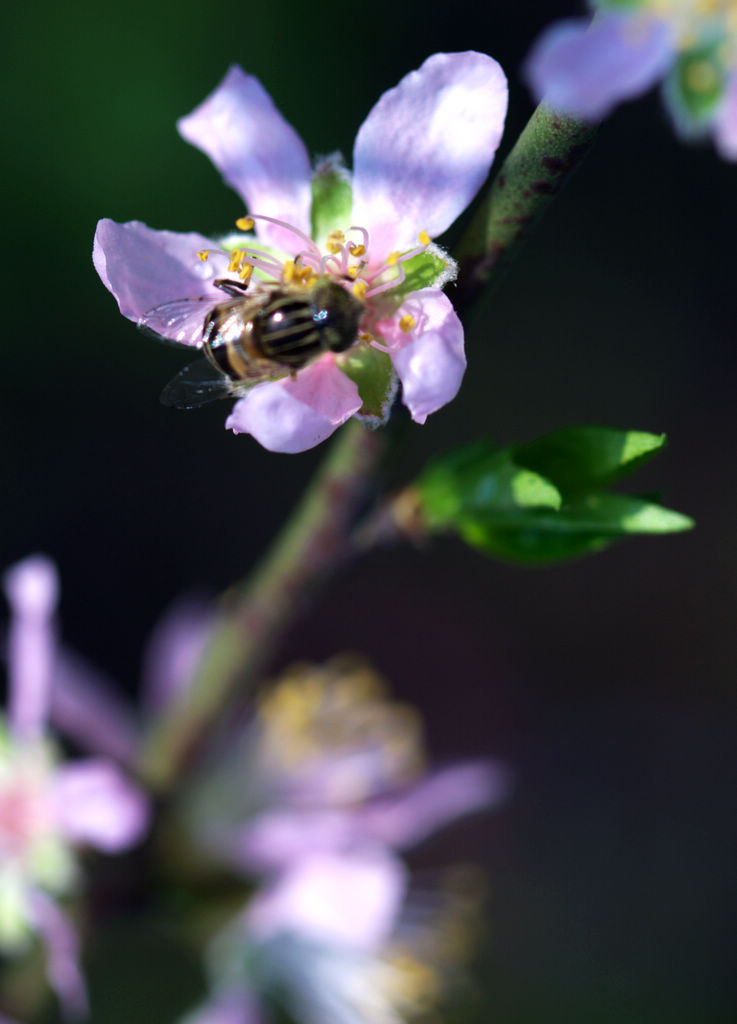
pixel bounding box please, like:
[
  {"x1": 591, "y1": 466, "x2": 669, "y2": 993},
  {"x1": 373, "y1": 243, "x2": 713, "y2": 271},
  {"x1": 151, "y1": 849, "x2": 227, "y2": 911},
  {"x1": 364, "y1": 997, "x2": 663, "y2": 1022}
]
[{"x1": 3, "y1": 1, "x2": 736, "y2": 1020}]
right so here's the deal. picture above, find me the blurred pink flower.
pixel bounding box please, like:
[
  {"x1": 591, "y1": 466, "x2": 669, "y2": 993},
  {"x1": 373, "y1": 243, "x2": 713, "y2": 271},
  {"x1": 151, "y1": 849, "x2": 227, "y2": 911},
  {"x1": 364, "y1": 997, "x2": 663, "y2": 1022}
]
[
  {"x1": 525, "y1": 1, "x2": 737, "y2": 159},
  {"x1": 94, "y1": 52, "x2": 508, "y2": 452},
  {"x1": 182, "y1": 848, "x2": 484, "y2": 1024},
  {"x1": 1, "y1": 556, "x2": 150, "y2": 1018},
  {"x1": 187, "y1": 657, "x2": 510, "y2": 873}
]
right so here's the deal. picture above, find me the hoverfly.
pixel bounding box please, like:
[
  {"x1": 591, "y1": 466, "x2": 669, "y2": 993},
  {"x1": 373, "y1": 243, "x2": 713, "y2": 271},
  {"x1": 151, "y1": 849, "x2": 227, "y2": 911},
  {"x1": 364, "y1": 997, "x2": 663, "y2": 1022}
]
[{"x1": 139, "y1": 277, "x2": 365, "y2": 409}]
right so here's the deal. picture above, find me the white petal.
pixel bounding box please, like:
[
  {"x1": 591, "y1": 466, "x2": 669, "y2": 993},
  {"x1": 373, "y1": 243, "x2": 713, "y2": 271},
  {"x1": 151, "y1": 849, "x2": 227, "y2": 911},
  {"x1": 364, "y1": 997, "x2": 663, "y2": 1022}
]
[
  {"x1": 246, "y1": 850, "x2": 407, "y2": 951},
  {"x1": 51, "y1": 760, "x2": 149, "y2": 852},
  {"x1": 225, "y1": 358, "x2": 361, "y2": 453},
  {"x1": 383, "y1": 288, "x2": 465, "y2": 423},
  {"x1": 352, "y1": 52, "x2": 508, "y2": 255},
  {"x1": 3, "y1": 555, "x2": 58, "y2": 738},
  {"x1": 178, "y1": 66, "x2": 312, "y2": 253}
]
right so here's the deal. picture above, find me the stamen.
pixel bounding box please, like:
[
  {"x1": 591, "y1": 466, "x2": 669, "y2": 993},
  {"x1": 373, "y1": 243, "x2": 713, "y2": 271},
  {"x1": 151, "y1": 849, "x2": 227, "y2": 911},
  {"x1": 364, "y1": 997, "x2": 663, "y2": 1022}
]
[
  {"x1": 197, "y1": 250, "x2": 210, "y2": 262},
  {"x1": 348, "y1": 226, "x2": 370, "y2": 250},
  {"x1": 418, "y1": 229, "x2": 431, "y2": 246},
  {"x1": 283, "y1": 259, "x2": 296, "y2": 284},
  {"x1": 239, "y1": 264, "x2": 254, "y2": 283},
  {"x1": 366, "y1": 264, "x2": 406, "y2": 298},
  {"x1": 352, "y1": 280, "x2": 369, "y2": 301},
  {"x1": 228, "y1": 249, "x2": 245, "y2": 273},
  {"x1": 348, "y1": 243, "x2": 366, "y2": 258},
  {"x1": 326, "y1": 229, "x2": 346, "y2": 255},
  {"x1": 386, "y1": 251, "x2": 401, "y2": 266},
  {"x1": 399, "y1": 314, "x2": 416, "y2": 334},
  {"x1": 245, "y1": 213, "x2": 322, "y2": 258},
  {"x1": 235, "y1": 216, "x2": 255, "y2": 231}
]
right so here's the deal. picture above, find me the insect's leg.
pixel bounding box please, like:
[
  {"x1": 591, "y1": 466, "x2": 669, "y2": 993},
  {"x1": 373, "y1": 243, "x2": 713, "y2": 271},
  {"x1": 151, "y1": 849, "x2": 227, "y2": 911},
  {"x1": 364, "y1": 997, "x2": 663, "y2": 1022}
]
[{"x1": 214, "y1": 278, "x2": 250, "y2": 297}]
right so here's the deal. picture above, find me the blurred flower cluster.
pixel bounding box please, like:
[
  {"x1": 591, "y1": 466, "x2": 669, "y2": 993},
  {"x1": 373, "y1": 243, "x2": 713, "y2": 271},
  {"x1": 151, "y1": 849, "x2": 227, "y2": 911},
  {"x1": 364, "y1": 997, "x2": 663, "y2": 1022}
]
[
  {"x1": 180, "y1": 658, "x2": 510, "y2": 1023},
  {"x1": 526, "y1": 0, "x2": 737, "y2": 158},
  {"x1": 0, "y1": 557, "x2": 148, "y2": 1018},
  {"x1": 2, "y1": 566, "x2": 506, "y2": 1023},
  {"x1": 95, "y1": 52, "x2": 508, "y2": 452}
]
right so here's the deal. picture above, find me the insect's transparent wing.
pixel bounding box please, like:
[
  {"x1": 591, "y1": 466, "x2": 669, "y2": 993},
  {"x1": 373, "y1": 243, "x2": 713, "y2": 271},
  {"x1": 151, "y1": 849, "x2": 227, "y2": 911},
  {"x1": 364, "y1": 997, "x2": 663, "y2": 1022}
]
[
  {"x1": 139, "y1": 297, "x2": 215, "y2": 347},
  {"x1": 160, "y1": 358, "x2": 233, "y2": 409}
]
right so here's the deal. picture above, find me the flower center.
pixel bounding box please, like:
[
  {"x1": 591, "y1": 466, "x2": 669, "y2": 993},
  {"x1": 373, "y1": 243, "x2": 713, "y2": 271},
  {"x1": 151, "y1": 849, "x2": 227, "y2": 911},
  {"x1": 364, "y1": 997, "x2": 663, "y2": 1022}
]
[
  {"x1": 622, "y1": 0, "x2": 737, "y2": 62},
  {"x1": 197, "y1": 213, "x2": 432, "y2": 344},
  {"x1": 253, "y1": 660, "x2": 424, "y2": 802}
]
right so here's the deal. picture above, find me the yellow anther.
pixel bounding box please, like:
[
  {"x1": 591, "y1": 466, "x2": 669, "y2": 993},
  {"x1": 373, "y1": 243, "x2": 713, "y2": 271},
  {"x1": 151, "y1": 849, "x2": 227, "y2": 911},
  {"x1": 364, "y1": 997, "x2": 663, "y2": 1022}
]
[
  {"x1": 348, "y1": 243, "x2": 366, "y2": 257},
  {"x1": 283, "y1": 259, "x2": 296, "y2": 284},
  {"x1": 235, "y1": 216, "x2": 255, "y2": 231},
  {"x1": 359, "y1": 331, "x2": 375, "y2": 342},
  {"x1": 386, "y1": 251, "x2": 401, "y2": 266},
  {"x1": 300, "y1": 268, "x2": 317, "y2": 287},
  {"x1": 418, "y1": 230, "x2": 431, "y2": 246},
  {"x1": 197, "y1": 249, "x2": 210, "y2": 262},
  {"x1": 326, "y1": 229, "x2": 346, "y2": 255},
  {"x1": 347, "y1": 265, "x2": 360, "y2": 278},
  {"x1": 228, "y1": 249, "x2": 244, "y2": 273},
  {"x1": 352, "y1": 280, "x2": 368, "y2": 301},
  {"x1": 239, "y1": 263, "x2": 254, "y2": 283},
  {"x1": 399, "y1": 314, "x2": 416, "y2": 334}
]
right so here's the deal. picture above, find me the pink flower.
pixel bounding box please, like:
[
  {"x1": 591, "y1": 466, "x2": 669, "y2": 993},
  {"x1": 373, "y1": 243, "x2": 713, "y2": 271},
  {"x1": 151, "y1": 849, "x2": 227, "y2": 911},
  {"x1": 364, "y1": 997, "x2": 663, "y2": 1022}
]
[
  {"x1": 1, "y1": 557, "x2": 150, "y2": 1018},
  {"x1": 94, "y1": 53, "x2": 508, "y2": 452},
  {"x1": 181, "y1": 849, "x2": 485, "y2": 1024},
  {"x1": 525, "y1": 2, "x2": 737, "y2": 159},
  {"x1": 186, "y1": 657, "x2": 510, "y2": 874}
]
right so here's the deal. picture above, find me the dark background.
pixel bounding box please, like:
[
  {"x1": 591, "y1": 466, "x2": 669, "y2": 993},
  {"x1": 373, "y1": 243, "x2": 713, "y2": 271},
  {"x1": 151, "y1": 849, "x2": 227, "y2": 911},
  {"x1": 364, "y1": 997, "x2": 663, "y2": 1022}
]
[{"x1": 3, "y1": 1, "x2": 736, "y2": 1020}]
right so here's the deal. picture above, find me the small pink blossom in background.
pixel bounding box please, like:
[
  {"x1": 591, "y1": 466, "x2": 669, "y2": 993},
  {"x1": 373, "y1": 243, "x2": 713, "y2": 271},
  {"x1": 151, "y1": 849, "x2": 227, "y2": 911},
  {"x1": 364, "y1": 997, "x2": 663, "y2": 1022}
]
[
  {"x1": 186, "y1": 656, "x2": 511, "y2": 875},
  {"x1": 94, "y1": 52, "x2": 509, "y2": 452},
  {"x1": 525, "y1": 1, "x2": 737, "y2": 159},
  {"x1": 181, "y1": 848, "x2": 485, "y2": 1024},
  {"x1": 177, "y1": 658, "x2": 506, "y2": 1023},
  {"x1": 1, "y1": 556, "x2": 149, "y2": 1018}
]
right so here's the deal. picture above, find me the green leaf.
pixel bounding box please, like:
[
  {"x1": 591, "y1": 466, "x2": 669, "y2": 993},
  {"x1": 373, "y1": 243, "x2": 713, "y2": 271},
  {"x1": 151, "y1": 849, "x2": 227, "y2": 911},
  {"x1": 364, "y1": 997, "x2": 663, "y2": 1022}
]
[
  {"x1": 310, "y1": 159, "x2": 353, "y2": 247},
  {"x1": 513, "y1": 426, "x2": 666, "y2": 495},
  {"x1": 339, "y1": 346, "x2": 396, "y2": 421},
  {"x1": 412, "y1": 429, "x2": 693, "y2": 565},
  {"x1": 418, "y1": 442, "x2": 561, "y2": 530},
  {"x1": 455, "y1": 492, "x2": 694, "y2": 565}
]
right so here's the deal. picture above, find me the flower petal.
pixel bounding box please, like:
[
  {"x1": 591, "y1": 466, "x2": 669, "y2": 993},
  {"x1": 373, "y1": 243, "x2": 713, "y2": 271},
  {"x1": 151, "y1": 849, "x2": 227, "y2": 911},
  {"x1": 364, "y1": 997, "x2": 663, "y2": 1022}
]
[
  {"x1": 51, "y1": 651, "x2": 140, "y2": 766},
  {"x1": 355, "y1": 760, "x2": 512, "y2": 849},
  {"x1": 94, "y1": 218, "x2": 223, "y2": 337},
  {"x1": 246, "y1": 850, "x2": 407, "y2": 951},
  {"x1": 28, "y1": 891, "x2": 87, "y2": 1019},
  {"x1": 352, "y1": 52, "x2": 508, "y2": 255},
  {"x1": 3, "y1": 555, "x2": 58, "y2": 739},
  {"x1": 225, "y1": 357, "x2": 362, "y2": 453},
  {"x1": 713, "y1": 70, "x2": 737, "y2": 160},
  {"x1": 177, "y1": 65, "x2": 312, "y2": 253},
  {"x1": 141, "y1": 596, "x2": 213, "y2": 715},
  {"x1": 382, "y1": 288, "x2": 465, "y2": 424},
  {"x1": 51, "y1": 760, "x2": 149, "y2": 852},
  {"x1": 524, "y1": 14, "x2": 675, "y2": 121}
]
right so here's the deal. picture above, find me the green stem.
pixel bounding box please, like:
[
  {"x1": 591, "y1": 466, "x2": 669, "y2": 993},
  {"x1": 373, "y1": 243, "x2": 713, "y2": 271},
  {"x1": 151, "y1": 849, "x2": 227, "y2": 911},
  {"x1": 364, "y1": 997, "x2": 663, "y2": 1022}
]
[
  {"x1": 139, "y1": 419, "x2": 384, "y2": 790},
  {"x1": 454, "y1": 104, "x2": 596, "y2": 311}
]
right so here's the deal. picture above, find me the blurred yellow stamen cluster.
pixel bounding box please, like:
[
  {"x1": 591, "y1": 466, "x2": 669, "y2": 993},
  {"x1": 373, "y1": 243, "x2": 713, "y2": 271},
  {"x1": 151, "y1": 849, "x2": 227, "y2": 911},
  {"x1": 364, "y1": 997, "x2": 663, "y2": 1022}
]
[
  {"x1": 399, "y1": 314, "x2": 416, "y2": 334},
  {"x1": 255, "y1": 658, "x2": 425, "y2": 791}
]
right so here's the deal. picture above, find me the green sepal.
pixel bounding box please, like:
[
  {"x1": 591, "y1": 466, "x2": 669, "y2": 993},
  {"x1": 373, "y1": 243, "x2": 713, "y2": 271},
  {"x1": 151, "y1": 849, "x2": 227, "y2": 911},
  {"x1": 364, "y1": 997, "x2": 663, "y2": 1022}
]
[
  {"x1": 417, "y1": 441, "x2": 562, "y2": 531},
  {"x1": 310, "y1": 158, "x2": 353, "y2": 247},
  {"x1": 339, "y1": 346, "x2": 396, "y2": 422},
  {"x1": 513, "y1": 426, "x2": 666, "y2": 496},
  {"x1": 376, "y1": 247, "x2": 455, "y2": 317},
  {"x1": 665, "y1": 41, "x2": 726, "y2": 128}
]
